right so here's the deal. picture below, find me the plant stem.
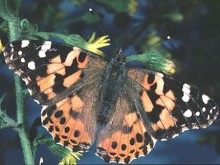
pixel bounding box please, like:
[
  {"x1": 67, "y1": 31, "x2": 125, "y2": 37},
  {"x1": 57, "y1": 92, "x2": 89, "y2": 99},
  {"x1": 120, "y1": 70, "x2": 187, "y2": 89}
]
[
  {"x1": 8, "y1": 18, "x2": 35, "y2": 165},
  {"x1": 14, "y1": 75, "x2": 34, "y2": 165}
]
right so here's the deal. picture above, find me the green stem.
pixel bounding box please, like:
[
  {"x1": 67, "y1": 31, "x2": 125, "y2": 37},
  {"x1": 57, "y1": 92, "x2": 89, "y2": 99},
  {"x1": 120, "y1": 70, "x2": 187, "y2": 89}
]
[
  {"x1": 8, "y1": 17, "x2": 35, "y2": 165},
  {"x1": 14, "y1": 75, "x2": 34, "y2": 165}
]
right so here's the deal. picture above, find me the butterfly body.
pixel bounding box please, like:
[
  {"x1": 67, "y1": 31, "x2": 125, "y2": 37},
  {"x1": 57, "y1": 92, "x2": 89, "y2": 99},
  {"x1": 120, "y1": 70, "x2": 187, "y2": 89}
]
[
  {"x1": 97, "y1": 52, "x2": 127, "y2": 125},
  {"x1": 3, "y1": 40, "x2": 219, "y2": 164}
]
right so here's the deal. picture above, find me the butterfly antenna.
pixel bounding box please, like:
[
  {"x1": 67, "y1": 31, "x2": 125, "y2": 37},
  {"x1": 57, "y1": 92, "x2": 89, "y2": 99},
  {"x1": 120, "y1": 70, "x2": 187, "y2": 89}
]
[
  {"x1": 88, "y1": 8, "x2": 107, "y2": 37},
  {"x1": 146, "y1": 35, "x2": 171, "y2": 50}
]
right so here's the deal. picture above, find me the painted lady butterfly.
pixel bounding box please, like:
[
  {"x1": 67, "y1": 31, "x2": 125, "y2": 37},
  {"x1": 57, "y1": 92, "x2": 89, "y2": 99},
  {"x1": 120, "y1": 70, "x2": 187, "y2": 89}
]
[{"x1": 3, "y1": 40, "x2": 219, "y2": 164}]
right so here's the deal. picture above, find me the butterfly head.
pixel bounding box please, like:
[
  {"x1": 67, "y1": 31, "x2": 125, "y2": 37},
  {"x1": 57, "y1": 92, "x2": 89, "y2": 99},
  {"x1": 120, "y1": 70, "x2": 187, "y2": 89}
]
[{"x1": 111, "y1": 48, "x2": 126, "y2": 67}]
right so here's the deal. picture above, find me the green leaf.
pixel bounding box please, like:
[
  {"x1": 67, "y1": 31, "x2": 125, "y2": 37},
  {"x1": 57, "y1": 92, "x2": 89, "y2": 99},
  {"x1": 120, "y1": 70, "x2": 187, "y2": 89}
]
[
  {"x1": 165, "y1": 11, "x2": 184, "y2": 22},
  {"x1": 127, "y1": 49, "x2": 176, "y2": 75},
  {"x1": 33, "y1": 135, "x2": 81, "y2": 165},
  {"x1": 0, "y1": 0, "x2": 21, "y2": 20}
]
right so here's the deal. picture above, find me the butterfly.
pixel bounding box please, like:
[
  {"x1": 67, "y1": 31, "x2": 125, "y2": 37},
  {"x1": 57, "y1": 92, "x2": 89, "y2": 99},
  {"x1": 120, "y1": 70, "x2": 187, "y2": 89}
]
[{"x1": 3, "y1": 39, "x2": 219, "y2": 164}]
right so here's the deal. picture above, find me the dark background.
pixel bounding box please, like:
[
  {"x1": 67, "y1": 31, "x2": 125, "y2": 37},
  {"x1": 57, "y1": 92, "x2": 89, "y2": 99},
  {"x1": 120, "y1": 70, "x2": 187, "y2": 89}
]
[{"x1": 0, "y1": 0, "x2": 220, "y2": 164}]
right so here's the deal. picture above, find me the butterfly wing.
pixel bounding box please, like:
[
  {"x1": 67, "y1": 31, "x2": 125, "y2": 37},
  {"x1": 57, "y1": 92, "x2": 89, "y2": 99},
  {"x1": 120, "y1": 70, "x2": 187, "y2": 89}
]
[
  {"x1": 127, "y1": 69, "x2": 219, "y2": 140},
  {"x1": 96, "y1": 87, "x2": 156, "y2": 163},
  {"x1": 4, "y1": 40, "x2": 106, "y2": 105},
  {"x1": 4, "y1": 40, "x2": 106, "y2": 152}
]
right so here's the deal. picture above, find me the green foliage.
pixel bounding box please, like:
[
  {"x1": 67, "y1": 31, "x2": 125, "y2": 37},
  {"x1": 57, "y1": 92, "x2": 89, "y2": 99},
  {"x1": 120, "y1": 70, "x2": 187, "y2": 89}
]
[
  {"x1": 127, "y1": 49, "x2": 176, "y2": 75},
  {"x1": 0, "y1": 0, "x2": 21, "y2": 20},
  {"x1": 164, "y1": 10, "x2": 184, "y2": 22},
  {"x1": 95, "y1": 0, "x2": 129, "y2": 13}
]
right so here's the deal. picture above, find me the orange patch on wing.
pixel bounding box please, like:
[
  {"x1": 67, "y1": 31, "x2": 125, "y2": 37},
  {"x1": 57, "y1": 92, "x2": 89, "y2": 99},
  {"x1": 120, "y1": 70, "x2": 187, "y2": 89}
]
[
  {"x1": 56, "y1": 98, "x2": 69, "y2": 107},
  {"x1": 152, "y1": 123, "x2": 158, "y2": 131},
  {"x1": 47, "y1": 91, "x2": 57, "y2": 100},
  {"x1": 43, "y1": 87, "x2": 53, "y2": 95},
  {"x1": 70, "y1": 95, "x2": 84, "y2": 111},
  {"x1": 165, "y1": 90, "x2": 176, "y2": 100},
  {"x1": 141, "y1": 90, "x2": 154, "y2": 112},
  {"x1": 63, "y1": 70, "x2": 82, "y2": 88},
  {"x1": 156, "y1": 120, "x2": 164, "y2": 130},
  {"x1": 37, "y1": 74, "x2": 56, "y2": 92},
  {"x1": 156, "y1": 96, "x2": 175, "y2": 111},
  {"x1": 47, "y1": 63, "x2": 64, "y2": 75},
  {"x1": 159, "y1": 109, "x2": 175, "y2": 129},
  {"x1": 99, "y1": 137, "x2": 111, "y2": 151},
  {"x1": 123, "y1": 112, "x2": 138, "y2": 127},
  {"x1": 80, "y1": 127, "x2": 92, "y2": 145}
]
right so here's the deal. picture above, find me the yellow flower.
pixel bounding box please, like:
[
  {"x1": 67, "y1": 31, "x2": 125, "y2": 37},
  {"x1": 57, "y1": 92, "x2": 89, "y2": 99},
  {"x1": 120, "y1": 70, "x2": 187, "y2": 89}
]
[
  {"x1": 86, "y1": 32, "x2": 110, "y2": 57},
  {"x1": 128, "y1": 0, "x2": 138, "y2": 16},
  {"x1": 0, "y1": 40, "x2": 3, "y2": 52},
  {"x1": 58, "y1": 151, "x2": 82, "y2": 165}
]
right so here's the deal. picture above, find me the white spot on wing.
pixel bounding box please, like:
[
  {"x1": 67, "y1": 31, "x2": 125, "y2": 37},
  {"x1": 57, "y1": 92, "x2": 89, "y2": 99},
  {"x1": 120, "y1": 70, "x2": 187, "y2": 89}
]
[
  {"x1": 207, "y1": 115, "x2": 210, "y2": 120},
  {"x1": 172, "y1": 134, "x2": 179, "y2": 138},
  {"x1": 28, "y1": 61, "x2": 36, "y2": 70},
  {"x1": 202, "y1": 94, "x2": 210, "y2": 104},
  {"x1": 39, "y1": 50, "x2": 46, "y2": 58},
  {"x1": 41, "y1": 41, "x2": 52, "y2": 50},
  {"x1": 21, "y1": 40, "x2": 30, "y2": 48},
  {"x1": 41, "y1": 106, "x2": 48, "y2": 115},
  {"x1": 183, "y1": 109, "x2": 192, "y2": 118},
  {"x1": 182, "y1": 93, "x2": 190, "y2": 102},
  {"x1": 195, "y1": 111, "x2": 200, "y2": 116},
  {"x1": 182, "y1": 84, "x2": 191, "y2": 95},
  {"x1": 21, "y1": 58, "x2": 25, "y2": 63},
  {"x1": 202, "y1": 107, "x2": 206, "y2": 112},
  {"x1": 18, "y1": 50, "x2": 22, "y2": 55}
]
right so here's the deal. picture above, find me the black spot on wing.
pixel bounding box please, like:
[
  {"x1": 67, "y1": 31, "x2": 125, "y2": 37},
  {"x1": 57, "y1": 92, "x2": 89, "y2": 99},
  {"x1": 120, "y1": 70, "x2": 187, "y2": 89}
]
[
  {"x1": 147, "y1": 104, "x2": 164, "y2": 123},
  {"x1": 54, "y1": 110, "x2": 63, "y2": 118},
  {"x1": 65, "y1": 59, "x2": 79, "y2": 75},
  {"x1": 74, "y1": 130, "x2": 80, "y2": 137},
  {"x1": 52, "y1": 73, "x2": 67, "y2": 93},
  {"x1": 78, "y1": 52, "x2": 87, "y2": 63},
  {"x1": 111, "y1": 141, "x2": 117, "y2": 149},
  {"x1": 147, "y1": 74, "x2": 155, "y2": 84}
]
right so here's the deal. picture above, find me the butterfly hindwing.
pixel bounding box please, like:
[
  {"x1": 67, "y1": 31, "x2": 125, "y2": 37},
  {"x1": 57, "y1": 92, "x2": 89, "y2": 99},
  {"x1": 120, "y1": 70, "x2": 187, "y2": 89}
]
[
  {"x1": 96, "y1": 88, "x2": 156, "y2": 163},
  {"x1": 41, "y1": 75, "x2": 104, "y2": 152},
  {"x1": 4, "y1": 40, "x2": 106, "y2": 105},
  {"x1": 127, "y1": 69, "x2": 219, "y2": 140}
]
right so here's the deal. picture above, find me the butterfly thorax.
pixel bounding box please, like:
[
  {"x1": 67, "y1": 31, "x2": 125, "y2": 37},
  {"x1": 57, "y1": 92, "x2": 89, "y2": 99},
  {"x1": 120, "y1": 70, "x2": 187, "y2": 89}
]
[{"x1": 97, "y1": 53, "x2": 127, "y2": 125}]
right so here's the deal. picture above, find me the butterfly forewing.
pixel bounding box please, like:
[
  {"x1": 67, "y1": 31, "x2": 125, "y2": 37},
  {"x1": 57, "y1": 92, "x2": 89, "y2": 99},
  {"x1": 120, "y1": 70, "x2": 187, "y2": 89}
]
[
  {"x1": 3, "y1": 39, "x2": 106, "y2": 153},
  {"x1": 4, "y1": 40, "x2": 106, "y2": 105},
  {"x1": 127, "y1": 69, "x2": 219, "y2": 140}
]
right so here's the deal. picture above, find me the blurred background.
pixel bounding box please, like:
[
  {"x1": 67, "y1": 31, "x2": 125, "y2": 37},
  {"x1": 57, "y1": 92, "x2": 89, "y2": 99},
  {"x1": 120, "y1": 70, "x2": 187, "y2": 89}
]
[{"x1": 0, "y1": 0, "x2": 220, "y2": 164}]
